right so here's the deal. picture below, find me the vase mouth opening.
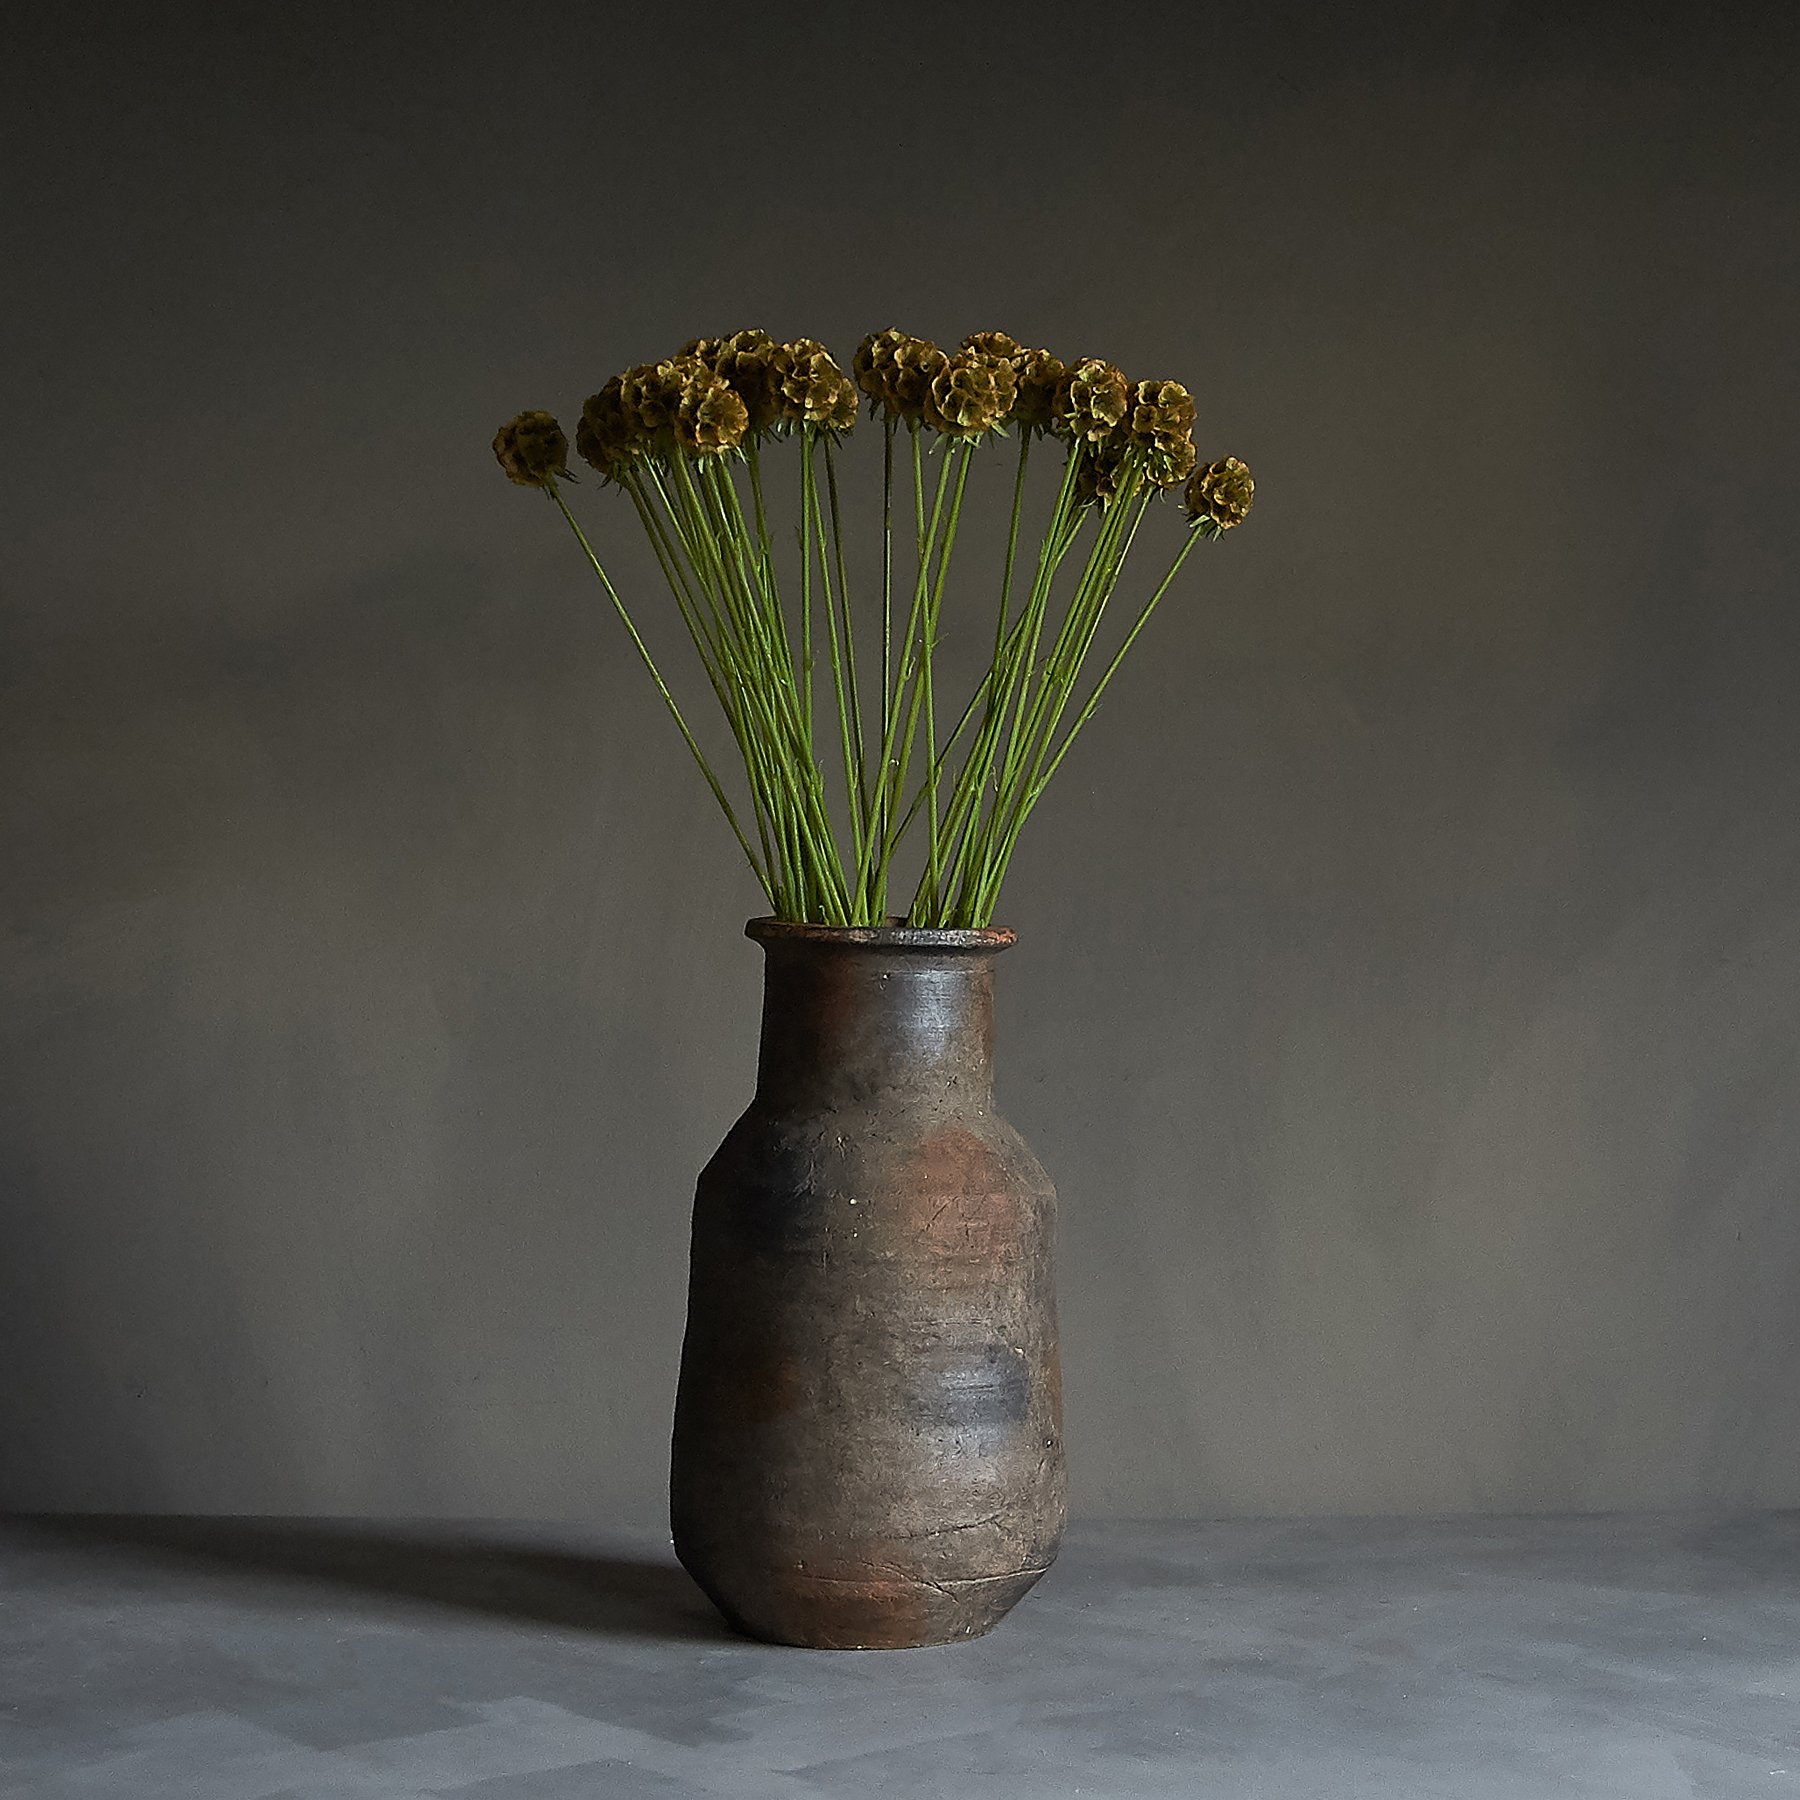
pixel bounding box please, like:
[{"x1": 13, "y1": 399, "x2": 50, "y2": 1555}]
[{"x1": 747, "y1": 917, "x2": 1016, "y2": 954}]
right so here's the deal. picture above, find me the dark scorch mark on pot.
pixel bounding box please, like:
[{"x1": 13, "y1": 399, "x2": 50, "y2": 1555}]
[{"x1": 915, "y1": 1347, "x2": 1033, "y2": 1431}]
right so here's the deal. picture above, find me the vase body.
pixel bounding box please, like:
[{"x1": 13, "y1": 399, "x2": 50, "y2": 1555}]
[{"x1": 670, "y1": 919, "x2": 1065, "y2": 1649}]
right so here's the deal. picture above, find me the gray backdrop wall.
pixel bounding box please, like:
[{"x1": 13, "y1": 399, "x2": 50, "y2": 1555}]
[{"x1": 4, "y1": 4, "x2": 1798, "y2": 1521}]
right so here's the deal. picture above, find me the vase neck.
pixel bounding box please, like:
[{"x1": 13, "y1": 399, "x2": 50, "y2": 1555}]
[{"x1": 752, "y1": 936, "x2": 1002, "y2": 1112}]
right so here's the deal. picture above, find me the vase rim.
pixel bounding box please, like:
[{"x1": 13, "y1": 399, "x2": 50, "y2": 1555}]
[{"x1": 747, "y1": 916, "x2": 1015, "y2": 953}]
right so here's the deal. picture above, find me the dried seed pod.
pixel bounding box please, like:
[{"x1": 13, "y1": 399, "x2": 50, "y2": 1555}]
[
  {"x1": 853, "y1": 327, "x2": 909, "y2": 416},
  {"x1": 924, "y1": 347, "x2": 1018, "y2": 440},
  {"x1": 772, "y1": 339, "x2": 858, "y2": 431},
  {"x1": 492, "y1": 411, "x2": 569, "y2": 487},
  {"x1": 673, "y1": 358, "x2": 750, "y2": 455},
  {"x1": 1056, "y1": 358, "x2": 1131, "y2": 444},
  {"x1": 576, "y1": 377, "x2": 635, "y2": 478},
  {"x1": 1074, "y1": 441, "x2": 1130, "y2": 507},
  {"x1": 1185, "y1": 456, "x2": 1255, "y2": 530},
  {"x1": 1129, "y1": 378, "x2": 1198, "y2": 485},
  {"x1": 960, "y1": 329, "x2": 1022, "y2": 360},
  {"x1": 889, "y1": 335, "x2": 950, "y2": 423},
  {"x1": 1011, "y1": 348, "x2": 1068, "y2": 435},
  {"x1": 1157, "y1": 437, "x2": 1198, "y2": 486},
  {"x1": 712, "y1": 329, "x2": 782, "y2": 433},
  {"x1": 619, "y1": 360, "x2": 682, "y2": 442}
]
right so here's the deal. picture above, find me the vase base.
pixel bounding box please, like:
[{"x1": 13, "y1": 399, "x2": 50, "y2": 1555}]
[{"x1": 690, "y1": 1561, "x2": 1055, "y2": 1650}]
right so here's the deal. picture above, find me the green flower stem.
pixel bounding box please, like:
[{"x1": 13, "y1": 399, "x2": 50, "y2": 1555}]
[
  {"x1": 822, "y1": 435, "x2": 867, "y2": 823},
  {"x1": 914, "y1": 431, "x2": 1033, "y2": 918},
  {"x1": 699, "y1": 455, "x2": 812, "y2": 752},
  {"x1": 694, "y1": 463, "x2": 850, "y2": 921},
  {"x1": 864, "y1": 418, "x2": 896, "y2": 919},
  {"x1": 547, "y1": 482, "x2": 772, "y2": 903},
  {"x1": 724, "y1": 449, "x2": 832, "y2": 910},
  {"x1": 964, "y1": 479, "x2": 1157, "y2": 921},
  {"x1": 880, "y1": 420, "x2": 895, "y2": 722},
  {"x1": 664, "y1": 454, "x2": 843, "y2": 920},
  {"x1": 885, "y1": 438, "x2": 967, "y2": 865},
  {"x1": 855, "y1": 430, "x2": 956, "y2": 914},
  {"x1": 1000, "y1": 480, "x2": 1145, "y2": 811},
  {"x1": 797, "y1": 435, "x2": 818, "y2": 756},
  {"x1": 803, "y1": 432, "x2": 866, "y2": 872},
  {"x1": 1027, "y1": 523, "x2": 1206, "y2": 803},
  {"x1": 744, "y1": 440, "x2": 780, "y2": 635},
  {"x1": 636, "y1": 461, "x2": 805, "y2": 907},
  {"x1": 620, "y1": 471, "x2": 780, "y2": 889},
  {"x1": 988, "y1": 447, "x2": 1088, "y2": 799},
  {"x1": 953, "y1": 471, "x2": 1142, "y2": 921},
  {"x1": 1023, "y1": 484, "x2": 1153, "y2": 789},
  {"x1": 696, "y1": 456, "x2": 840, "y2": 913},
  {"x1": 941, "y1": 446, "x2": 1088, "y2": 915},
  {"x1": 967, "y1": 540, "x2": 1191, "y2": 922},
  {"x1": 904, "y1": 441, "x2": 977, "y2": 922},
  {"x1": 888, "y1": 651, "x2": 1010, "y2": 848}
]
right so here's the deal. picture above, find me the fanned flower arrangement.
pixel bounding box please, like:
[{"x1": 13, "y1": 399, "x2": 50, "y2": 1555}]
[{"x1": 494, "y1": 330, "x2": 1254, "y2": 927}]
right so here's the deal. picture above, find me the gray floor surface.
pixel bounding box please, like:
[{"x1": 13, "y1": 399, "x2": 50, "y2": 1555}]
[{"x1": 1, "y1": 1513, "x2": 1795, "y2": 1798}]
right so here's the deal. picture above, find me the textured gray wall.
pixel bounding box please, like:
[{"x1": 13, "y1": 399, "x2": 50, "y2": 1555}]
[{"x1": 4, "y1": 6, "x2": 1798, "y2": 1520}]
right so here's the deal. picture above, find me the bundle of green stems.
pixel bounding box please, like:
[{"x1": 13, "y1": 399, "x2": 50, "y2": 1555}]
[{"x1": 493, "y1": 329, "x2": 1253, "y2": 928}]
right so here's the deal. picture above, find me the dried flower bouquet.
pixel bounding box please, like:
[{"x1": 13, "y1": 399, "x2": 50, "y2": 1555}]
[{"x1": 495, "y1": 329, "x2": 1253, "y2": 927}]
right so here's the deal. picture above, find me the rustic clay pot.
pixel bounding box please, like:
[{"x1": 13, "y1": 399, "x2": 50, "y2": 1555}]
[{"x1": 670, "y1": 918, "x2": 1065, "y2": 1649}]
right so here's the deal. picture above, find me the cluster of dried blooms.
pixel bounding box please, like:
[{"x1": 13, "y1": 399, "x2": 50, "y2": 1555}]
[
  {"x1": 496, "y1": 327, "x2": 1253, "y2": 532},
  {"x1": 565, "y1": 331, "x2": 858, "y2": 478}
]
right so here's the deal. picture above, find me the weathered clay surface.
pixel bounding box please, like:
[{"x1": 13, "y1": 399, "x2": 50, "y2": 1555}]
[{"x1": 670, "y1": 919, "x2": 1065, "y2": 1649}]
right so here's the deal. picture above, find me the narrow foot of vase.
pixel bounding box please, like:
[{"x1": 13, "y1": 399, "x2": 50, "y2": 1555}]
[{"x1": 689, "y1": 1561, "x2": 1053, "y2": 1650}]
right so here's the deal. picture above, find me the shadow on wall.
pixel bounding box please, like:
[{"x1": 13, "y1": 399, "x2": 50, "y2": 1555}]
[{"x1": 0, "y1": 554, "x2": 756, "y2": 1517}]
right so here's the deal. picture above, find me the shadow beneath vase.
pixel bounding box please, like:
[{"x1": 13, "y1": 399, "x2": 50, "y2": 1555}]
[{"x1": 13, "y1": 1514, "x2": 737, "y2": 1645}]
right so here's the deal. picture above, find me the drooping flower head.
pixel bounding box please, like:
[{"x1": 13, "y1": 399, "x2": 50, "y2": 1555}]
[
  {"x1": 492, "y1": 411, "x2": 569, "y2": 487},
  {"x1": 1185, "y1": 456, "x2": 1254, "y2": 530},
  {"x1": 924, "y1": 346, "x2": 1018, "y2": 440}
]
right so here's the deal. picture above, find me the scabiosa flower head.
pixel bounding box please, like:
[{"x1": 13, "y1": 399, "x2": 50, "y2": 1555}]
[
  {"x1": 492, "y1": 411, "x2": 569, "y2": 487},
  {"x1": 575, "y1": 378, "x2": 635, "y2": 479},
  {"x1": 686, "y1": 329, "x2": 782, "y2": 434},
  {"x1": 1055, "y1": 357, "x2": 1131, "y2": 445},
  {"x1": 1185, "y1": 456, "x2": 1255, "y2": 530},
  {"x1": 771, "y1": 339, "x2": 859, "y2": 431},
  {"x1": 1129, "y1": 379, "x2": 1198, "y2": 486},
  {"x1": 1010, "y1": 348, "x2": 1068, "y2": 436},
  {"x1": 1075, "y1": 441, "x2": 1131, "y2": 507},
  {"x1": 960, "y1": 329, "x2": 1022, "y2": 360},
  {"x1": 671, "y1": 357, "x2": 750, "y2": 455},
  {"x1": 618, "y1": 360, "x2": 682, "y2": 443},
  {"x1": 885, "y1": 334, "x2": 951, "y2": 424},
  {"x1": 853, "y1": 327, "x2": 909, "y2": 417},
  {"x1": 924, "y1": 347, "x2": 1018, "y2": 440}
]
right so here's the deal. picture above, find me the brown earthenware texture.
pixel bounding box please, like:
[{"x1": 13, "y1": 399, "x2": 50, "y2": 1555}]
[{"x1": 670, "y1": 920, "x2": 1066, "y2": 1649}]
